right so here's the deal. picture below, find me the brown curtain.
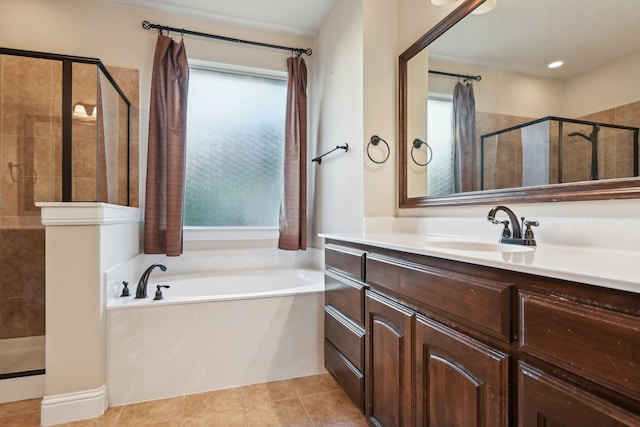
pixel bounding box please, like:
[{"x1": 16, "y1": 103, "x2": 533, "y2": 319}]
[
  {"x1": 278, "y1": 57, "x2": 307, "y2": 250},
  {"x1": 453, "y1": 82, "x2": 477, "y2": 193},
  {"x1": 144, "y1": 35, "x2": 189, "y2": 256}
]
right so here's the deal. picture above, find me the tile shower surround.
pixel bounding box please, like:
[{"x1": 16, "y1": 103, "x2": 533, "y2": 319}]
[
  {"x1": 0, "y1": 226, "x2": 45, "y2": 342},
  {"x1": 0, "y1": 374, "x2": 367, "y2": 426},
  {"x1": 0, "y1": 54, "x2": 140, "y2": 208},
  {"x1": 0, "y1": 53, "x2": 139, "y2": 376},
  {"x1": 477, "y1": 100, "x2": 640, "y2": 190}
]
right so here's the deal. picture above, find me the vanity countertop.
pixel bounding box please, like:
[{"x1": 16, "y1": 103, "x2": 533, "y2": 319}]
[{"x1": 320, "y1": 232, "x2": 640, "y2": 294}]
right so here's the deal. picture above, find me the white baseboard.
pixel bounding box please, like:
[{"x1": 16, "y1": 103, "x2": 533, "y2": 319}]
[
  {"x1": 0, "y1": 374, "x2": 45, "y2": 404},
  {"x1": 40, "y1": 384, "x2": 108, "y2": 426}
]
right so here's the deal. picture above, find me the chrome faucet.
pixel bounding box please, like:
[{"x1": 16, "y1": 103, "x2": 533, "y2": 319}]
[
  {"x1": 487, "y1": 205, "x2": 538, "y2": 246},
  {"x1": 135, "y1": 263, "x2": 167, "y2": 299}
]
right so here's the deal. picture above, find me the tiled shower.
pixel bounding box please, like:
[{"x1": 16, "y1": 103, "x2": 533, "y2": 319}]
[{"x1": 0, "y1": 50, "x2": 137, "y2": 380}]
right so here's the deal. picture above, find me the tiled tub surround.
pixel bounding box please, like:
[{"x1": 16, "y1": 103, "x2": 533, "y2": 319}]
[
  {"x1": 0, "y1": 373, "x2": 367, "y2": 426},
  {"x1": 105, "y1": 247, "x2": 325, "y2": 406}
]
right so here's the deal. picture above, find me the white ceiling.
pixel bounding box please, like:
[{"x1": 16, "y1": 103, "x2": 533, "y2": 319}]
[
  {"x1": 429, "y1": 0, "x2": 640, "y2": 80},
  {"x1": 99, "y1": 0, "x2": 337, "y2": 36}
]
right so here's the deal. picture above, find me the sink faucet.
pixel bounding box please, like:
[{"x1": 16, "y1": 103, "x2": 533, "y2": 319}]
[
  {"x1": 135, "y1": 263, "x2": 167, "y2": 299},
  {"x1": 487, "y1": 205, "x2": 538, "y2": 246}
]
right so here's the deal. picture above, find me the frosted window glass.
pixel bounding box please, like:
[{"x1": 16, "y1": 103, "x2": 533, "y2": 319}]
[
  {"x1": 184, "y1": 68, "x2": 286, "y2": 226},
  {"x1": 427, "y1": 97, "x2": 455, "y2": 196}
]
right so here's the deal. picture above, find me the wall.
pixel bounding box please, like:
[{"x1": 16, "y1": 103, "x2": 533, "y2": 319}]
[{"x1": 310, "y1": 0, "x2": 365, "y2": 246}]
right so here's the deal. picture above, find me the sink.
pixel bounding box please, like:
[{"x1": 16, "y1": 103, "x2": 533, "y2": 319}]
[{"x1": 423, "y1": 241, "x2": 535, "y2": 253}]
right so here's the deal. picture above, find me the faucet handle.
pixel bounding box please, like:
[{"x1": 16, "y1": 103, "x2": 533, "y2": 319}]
[
  {"x1": 523, "y1": 219, "x2": 539, "y2": 242},
  {"x1": 154, "y1": 284, "x2": 170, "y2": 301},
  {"x1": 492, "y1": 219, "x2": 511, "y2": 238}
]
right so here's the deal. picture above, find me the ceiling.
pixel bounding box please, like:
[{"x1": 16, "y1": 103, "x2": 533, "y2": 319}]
[
  {"x1": 429, "y1": 0, "x2": 640, "y2": 80},
  {"x1": 99, "y1": 0, "x2": 337, "y2": 36}
]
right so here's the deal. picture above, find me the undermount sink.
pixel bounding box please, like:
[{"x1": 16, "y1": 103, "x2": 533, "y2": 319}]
[{"x1": 423, "y1": 240, "x2": 535, "y2": 253}]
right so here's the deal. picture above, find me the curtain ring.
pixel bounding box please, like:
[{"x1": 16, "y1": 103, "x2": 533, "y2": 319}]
[
  {"x1": 411, "y1": 139, "x2": 433, "y2": 166},
  {"x1": 367, "y1": 135, "x2": 390, "y2": 164}
]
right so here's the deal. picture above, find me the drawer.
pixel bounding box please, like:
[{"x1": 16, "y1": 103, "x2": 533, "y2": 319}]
[
  {"x1": 325, "y1": 270, "x2": 365, "y2": 328},
  {"x1": 325, "y1": 306, "x2": 365, "y2": 372},
  {"x1": 366, "y1": 254, "x2": 512, "y2": 342},
  {"x1": 520, "y1": 292, "x2": 640, "y2": 401},
  {"x1": 325, "y1": 243, "x2": 365, "y2": 281},
  {"x1": 518, "y1": 362, "x2": 640, "y2": 426},
  {"x1": 324, "y1": 339, "x2": 364, "y2": 412}
]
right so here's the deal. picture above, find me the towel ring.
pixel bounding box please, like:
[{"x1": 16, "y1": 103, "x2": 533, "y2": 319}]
[
  {"x1": 367, "y1": 135, "x2": 390, "y2": 164},
  {"x1": 411, "y1": 139, "x2": 433, "y2": 166}
]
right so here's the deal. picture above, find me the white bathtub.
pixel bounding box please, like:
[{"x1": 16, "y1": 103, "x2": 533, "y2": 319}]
[{"x1": 106, "y1": 268, "x2": 325, "y2": 405}]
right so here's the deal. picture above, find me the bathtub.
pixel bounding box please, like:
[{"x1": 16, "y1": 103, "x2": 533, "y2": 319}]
[{"x1": 106, "y1": 268, "x2": 325, "y2": 405}]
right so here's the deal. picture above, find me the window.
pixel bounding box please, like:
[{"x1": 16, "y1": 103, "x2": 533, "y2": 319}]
[
  {"x1": 184, "y1": 64, "x2": 287, "y2": 227},
  {"x1": 427, "y1": 94, "x2": 455, "y2": 196}
]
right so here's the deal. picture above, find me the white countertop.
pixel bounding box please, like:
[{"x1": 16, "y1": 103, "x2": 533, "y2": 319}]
[{"x1": 320, "y1": 232, "x2": 640, "y2": 294}]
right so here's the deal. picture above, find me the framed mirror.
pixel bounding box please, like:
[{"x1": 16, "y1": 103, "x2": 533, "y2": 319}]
[{"x1": 399, "y1": 0, "x2": 640, "y2": 207}]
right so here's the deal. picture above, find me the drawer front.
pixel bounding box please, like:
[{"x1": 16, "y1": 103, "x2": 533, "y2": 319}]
[
  {"x1": 520, "y1": 292, "x2": 640, "y2": 401},
  {"x1": 325, "y1": 271, "x2": 365, "y2": 328},
  {"x1": 324, "y1": 339, "x2": 364, "y2": 413},
  {"x1": 325, "y1": 244, "x2": 365, "y2": 281},
  {"x1": 366, "y1": 254, "x2": 512, "y2": 341},
  {"x1": 518, "y1": 362, "x2": 640, "y2": 427},
  {"x1": 324, "y1": 306, "x2": 365, "y2": 372}
]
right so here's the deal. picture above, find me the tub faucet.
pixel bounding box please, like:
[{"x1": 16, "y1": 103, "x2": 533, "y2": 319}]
[
  {"x1": 135, "y1": 263, "x2": 167, "y2": 299},
  {"x1": 487, "y1": 205, "x2": 538, "y2": 246}
]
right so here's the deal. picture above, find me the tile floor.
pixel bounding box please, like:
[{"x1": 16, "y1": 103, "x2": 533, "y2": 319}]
[{"x1": 0, "y1": 373, "x2": 367, "y2": 426}]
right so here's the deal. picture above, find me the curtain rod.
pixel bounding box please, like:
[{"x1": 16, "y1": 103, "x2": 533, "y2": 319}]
[
  {"x1": 141, "y1": 20, "x2": 312, "y2": 56},
  {"x1": 428, "y1": 69, "x2": 481, "y2": 82}
]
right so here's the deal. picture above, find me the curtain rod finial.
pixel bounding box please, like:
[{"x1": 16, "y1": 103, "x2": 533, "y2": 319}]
[{"x1": 142, "y1": 20, "x2": 152, "y2": 30}]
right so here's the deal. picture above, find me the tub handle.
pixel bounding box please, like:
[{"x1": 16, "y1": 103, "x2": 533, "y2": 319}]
[
  {"x1": 154, "y1": 285, "x2": 170, "y2": 301},
  {"x1": 120, "y1": 281, "x2": 130, "y2": 297}
]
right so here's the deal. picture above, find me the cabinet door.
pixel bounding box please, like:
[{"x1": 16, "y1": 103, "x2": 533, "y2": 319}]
[
  {"x1": 416, "y1": 315, "x2": 509, "y2": 427},
  {"x1": 518, "y1": 363, "x2": 640, "y2": 427},
  {"x1": 365, "y1": 291, "x2": 414, "y2": 427}
]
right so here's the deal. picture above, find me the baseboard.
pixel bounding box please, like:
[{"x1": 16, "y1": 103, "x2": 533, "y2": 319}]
[
  {"x1": 0, "y1": 373, "x2": 45, "y2": 404},
  {"x1": 40, "y1": 384, "x2": 108, "y2": 426}
]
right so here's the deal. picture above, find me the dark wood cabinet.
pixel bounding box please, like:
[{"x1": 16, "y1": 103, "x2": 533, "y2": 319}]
[
  {"x1": 323, "y1": 243, "x2": 367, "y2": 411},
  {"x1": 518, "y1": 363, "x2": 640, "y2": 427},
  {"x1": 415, "y1": 314, "x2": 510, "y2": 427},
  {"x1": 323, "y1": 238, "x2": 640, "y2": 427},
  {"x1": 364, "y1": 291, "x2": 414, "y2": 427}
]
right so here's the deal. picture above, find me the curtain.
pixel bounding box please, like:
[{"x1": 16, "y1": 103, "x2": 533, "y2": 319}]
[
  {"x1": 144, "y1": 35, "x2": 189, "y2": 256},
  {"x1": 453, "y1": 82, "x2": 477, "y2": 193},
  {"x1": 278, "y1": 57, "x2": 307, "y2": 251}
]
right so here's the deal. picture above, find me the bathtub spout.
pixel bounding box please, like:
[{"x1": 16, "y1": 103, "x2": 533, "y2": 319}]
[{"x1": 135, "y1": 263, "x2": 167, "y2": 299}]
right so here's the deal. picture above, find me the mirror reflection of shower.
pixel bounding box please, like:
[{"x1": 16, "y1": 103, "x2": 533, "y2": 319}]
[{"x1": 568, "y1": 125, "x2": 600, "y2": 180}]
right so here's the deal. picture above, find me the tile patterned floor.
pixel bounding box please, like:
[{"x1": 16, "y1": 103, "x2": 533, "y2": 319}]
[{"x1": 0, "y1": 373, "x2": 367, "y2": 426}]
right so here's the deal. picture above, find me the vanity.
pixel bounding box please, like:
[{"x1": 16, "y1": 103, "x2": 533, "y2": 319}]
[{"x1": 322, "y1": 234, "x2": 640, "y2": 426}]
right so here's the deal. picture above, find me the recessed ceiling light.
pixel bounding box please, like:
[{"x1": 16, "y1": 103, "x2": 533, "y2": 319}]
[{"x1": 547, "y1": 60, "x2": 564, "y2": 69}]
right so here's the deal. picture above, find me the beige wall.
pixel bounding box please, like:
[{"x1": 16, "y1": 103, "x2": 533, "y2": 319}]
[{"x1": 310, "y1": 0, "x2": 365, "y2": 246}]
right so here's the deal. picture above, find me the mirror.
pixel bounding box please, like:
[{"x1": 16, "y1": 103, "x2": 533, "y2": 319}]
[{"x1": 399, "y1": 0, "x2": 640, "y2": 207}]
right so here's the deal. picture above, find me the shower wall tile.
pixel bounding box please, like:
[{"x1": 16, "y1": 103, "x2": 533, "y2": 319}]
[
  {"x1": 2, "y1": 55, "x2": 53, "y2": 98},
  {"x1": 2, "y1": 94, "x2": 53, "y2": 138},
  {"x1": 1, "y1": 255, "x2": 45, "y2": 299},
  {"x1": 0, "y1": 228, "x2": 45, "y2": 340},
  {"x1": 0, "y1": 296, "x2": 45, "y2": 339},
  {"x1": 0, "y1": 229, "x2": 45, "y2": 257}
]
